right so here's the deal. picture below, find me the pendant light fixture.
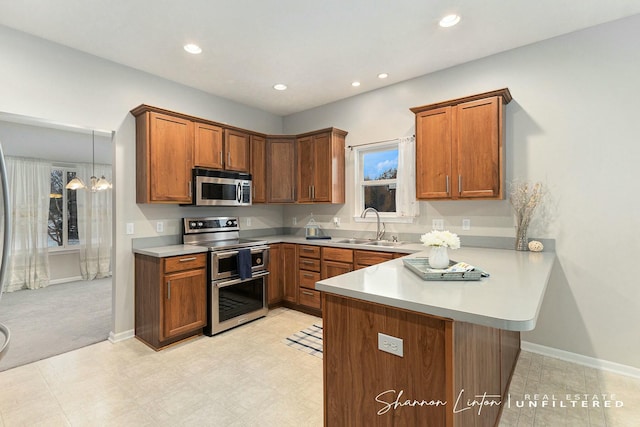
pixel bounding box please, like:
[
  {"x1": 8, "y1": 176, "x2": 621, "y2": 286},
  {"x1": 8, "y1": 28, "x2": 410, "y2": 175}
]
[{"x1": 65, "y1": 130, "x2": 112, "y2": 192}]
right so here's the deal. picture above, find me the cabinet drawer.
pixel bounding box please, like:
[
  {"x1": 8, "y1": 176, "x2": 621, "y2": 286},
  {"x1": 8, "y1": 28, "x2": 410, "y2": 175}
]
[
  {"x1": 299, "y1": 270, "x2": 320, "y2": 288},
  {"x1": 298, "y1": 257, "x2": 321, "y2": 272},
  {"x1": 298, "y1": 288, "x2": 321, "y2": 310},
  {"x1": 164, "y1": 253, "x2": 207, "y2": 273},
  {"x1": 322, "y1": 247, "x2": 353, "y2": 263},
  {"x1": 298, "y1": 245, "x2": 321, "y2": 259},
  {"x1": 354, "y1": 250, "x2": 394, "y2": 269}
]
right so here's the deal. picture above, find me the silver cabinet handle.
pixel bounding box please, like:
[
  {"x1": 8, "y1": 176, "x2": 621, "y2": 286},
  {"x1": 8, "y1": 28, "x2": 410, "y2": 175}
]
[
  {"x1": 220, "y1": 151, "x2": 223, "y2": 166},
  {"x1": 188, "y1": 181, "x2": 192, "y2": 197},
  {"x1": 308, "y1": 186, "x2": 312, "y2": 199},
  {"x1": 179, "y1": 257, "x2": 197, "y2": 262},
  {"x1": 446, "y1": 175, "x2": 450, "y2": 195},
  {"x1": 302, "y1": 290, "x2": 314, "y2": 296},
  {"x1": 228, "y1": 152, "x2": 231, "y2": 167},
  {"x1": 167, "y1": 281, "x2": 171, "y2": 299},
  {"x1": 458, "y1": 175, "x2": 462, "y2": 194},
  {"x1": 303, "y1": 273, "x2": 314, "y2": 278},
  {"x1": 312, "y1": 185, "x2": 315, "y2": 200}
]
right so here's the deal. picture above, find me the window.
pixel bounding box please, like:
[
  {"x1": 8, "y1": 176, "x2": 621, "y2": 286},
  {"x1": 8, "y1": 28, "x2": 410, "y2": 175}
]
[
  {"x1": 48, "y1": 168, "x2": 79, "y2": 249},
  {"x1": 354, "y1": 137, "x2": 418, "y2": 222}
]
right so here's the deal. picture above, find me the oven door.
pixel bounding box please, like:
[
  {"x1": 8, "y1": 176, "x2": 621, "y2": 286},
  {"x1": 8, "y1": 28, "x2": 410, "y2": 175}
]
[
  {"x1": 210, "y1": 246, "x2": 269, "y2": 280},
  {"x1": 207, "y1": 271, "x2": 269, "y2": 335}
]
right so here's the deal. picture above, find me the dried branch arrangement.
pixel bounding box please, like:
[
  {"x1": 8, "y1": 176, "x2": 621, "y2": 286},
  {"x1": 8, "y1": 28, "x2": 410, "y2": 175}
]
[{"x1": 509, "y1": 181, "x2": 544, "y2": 250}]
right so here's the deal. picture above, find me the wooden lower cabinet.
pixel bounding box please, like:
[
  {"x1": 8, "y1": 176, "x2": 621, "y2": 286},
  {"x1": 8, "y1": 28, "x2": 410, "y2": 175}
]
[
  {"x1": 322, "y1": 293, "x2": 519, "y2": 427},
  {"x1": 135, "y1": 253, "x2": 207, "y2": 350},
  {"x1": 354, "y1": 250, "x2": 394, "y2": 269},
  {"x1": 281, "y1": 244, "x2": 298, "y2": 304},
  {"x1": 267, "y1": 243, "x2": 283, "y2": 305},
  {"x1": 298, "y1": 244, "x2": 322, "y2": 311}
]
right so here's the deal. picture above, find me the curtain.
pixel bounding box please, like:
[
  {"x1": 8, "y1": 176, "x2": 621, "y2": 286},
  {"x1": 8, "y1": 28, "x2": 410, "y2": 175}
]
[
  {"x1": 4, "y1": 157, "x2": 51, "y2": 292},
  {"x1": 76, "y1": 163, "x2": 112, "y2": 280},
  {"x1": 396, "y1": 136, "x2": 419, "y2": 218}
]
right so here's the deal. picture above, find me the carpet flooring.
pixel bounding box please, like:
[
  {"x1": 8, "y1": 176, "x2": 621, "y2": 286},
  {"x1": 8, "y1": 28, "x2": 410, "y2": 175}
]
[
  {"x1": 0, "y1": 277, "x2": 111, "y2": 371},
  {"x1": 284, "y1": 323, "x2": 323, "y2": 359}
]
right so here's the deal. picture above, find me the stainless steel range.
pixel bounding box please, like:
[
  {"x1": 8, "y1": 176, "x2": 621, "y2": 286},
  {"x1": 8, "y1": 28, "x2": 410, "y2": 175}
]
[{"x1": 183, "y1": 217, "x2": 269, "y2": 336}]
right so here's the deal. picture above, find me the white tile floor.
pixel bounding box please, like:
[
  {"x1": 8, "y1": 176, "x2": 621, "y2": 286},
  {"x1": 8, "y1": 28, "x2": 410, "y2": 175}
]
[{"x1": 0, "y1": 307, "x2": 638, "y2": 426}]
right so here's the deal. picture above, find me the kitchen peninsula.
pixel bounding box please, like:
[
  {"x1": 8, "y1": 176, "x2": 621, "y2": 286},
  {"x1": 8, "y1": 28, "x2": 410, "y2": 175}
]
[{"x1": 316, "y1": 247, "x2": 555, "y2": 427}]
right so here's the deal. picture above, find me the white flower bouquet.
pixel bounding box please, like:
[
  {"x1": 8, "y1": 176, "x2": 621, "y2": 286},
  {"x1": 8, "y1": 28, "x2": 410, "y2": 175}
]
[{"x1": 420, "y1": 230, "x2": 460, "y2": 250}]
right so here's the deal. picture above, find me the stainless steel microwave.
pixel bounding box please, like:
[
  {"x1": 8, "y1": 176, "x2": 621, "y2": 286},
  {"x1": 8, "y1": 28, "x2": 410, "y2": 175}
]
[{"x1": 192, "y1": 168, "x2": 252, "y2": 206}]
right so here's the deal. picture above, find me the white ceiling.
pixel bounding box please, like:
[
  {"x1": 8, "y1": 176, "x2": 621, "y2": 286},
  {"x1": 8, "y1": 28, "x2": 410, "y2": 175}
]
[{"x1": 1, "y1": 0, "x2": 639, "y2": 116}]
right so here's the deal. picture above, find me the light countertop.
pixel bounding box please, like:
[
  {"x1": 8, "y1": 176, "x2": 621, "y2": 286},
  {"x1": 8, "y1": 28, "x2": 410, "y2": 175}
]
[
  {"x1": 133, "y1": 245, "x2": 208, "y2": 258},
  {"x1": 315, "y1": 247, "x2": 556, "y2": 332}
]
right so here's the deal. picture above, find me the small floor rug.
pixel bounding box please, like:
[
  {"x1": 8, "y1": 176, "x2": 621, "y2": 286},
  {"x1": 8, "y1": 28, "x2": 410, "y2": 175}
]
[{"x1": 284, "y1": 323, "x2": 323, "y2": 359}]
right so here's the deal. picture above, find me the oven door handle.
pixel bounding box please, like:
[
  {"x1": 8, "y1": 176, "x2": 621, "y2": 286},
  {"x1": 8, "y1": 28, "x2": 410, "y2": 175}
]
[
  {"x1": 216, "y1": 271, "x2": 269, "y2": 288},
  {"x1": 213, "y1": 246, "x2": 269, "y2": 259}
]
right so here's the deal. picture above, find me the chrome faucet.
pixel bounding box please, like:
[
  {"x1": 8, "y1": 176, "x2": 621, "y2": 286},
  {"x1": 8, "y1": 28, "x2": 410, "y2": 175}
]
[{"x1": 360, "y1": 207, "x2": 385, "y2": 241}]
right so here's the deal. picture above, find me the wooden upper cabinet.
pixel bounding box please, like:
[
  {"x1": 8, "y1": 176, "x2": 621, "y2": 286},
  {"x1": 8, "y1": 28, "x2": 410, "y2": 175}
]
[
  {"x1": 251, "y1": 135, "x2": 267, "y2": 203},
  {"x1": 411, "y1": 88, "x2": 511, "y2": 200},
  {"x1": 267, "y1": 137, "x2": 296, "y2": 203},
  {"x1": 225, "y1": 129, "x2": 250, "y2": 172},
  {"x1": 134, "y1": 110, "x2": 194, "y2": 203},
  {"x1": 296, "y1": 128, "x2": 347, "y2": 204},
  {"x1": 194, "y1": 122, "x2": 223, "y2": 169}
]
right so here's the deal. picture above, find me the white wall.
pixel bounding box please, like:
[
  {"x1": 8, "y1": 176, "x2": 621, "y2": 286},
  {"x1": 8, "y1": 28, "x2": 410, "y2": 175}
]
[
  {"x1": 0, "y1": 25, "x2": 285, "y2": 336},
  {"x1": 283, "y1": 15, "x2": 640, "y2": 368}
]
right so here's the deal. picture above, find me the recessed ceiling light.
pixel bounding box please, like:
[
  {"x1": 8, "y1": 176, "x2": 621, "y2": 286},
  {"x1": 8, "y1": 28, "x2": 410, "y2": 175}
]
[
  {"x1": 439, "y1": 14, "x2": 461, "y2": 28},
  {"x1": 273, "y1": 83, "x2": 288, "y2": 91},
  {"x1": 183, "y1": 43, "x2": 202, "y2": 54},
  {"x1": 351, "y1": 81, "x2": 361, "y2": 87},
  {"x1": 377, "y1": 73, "x2": 389, "y2": 79}
]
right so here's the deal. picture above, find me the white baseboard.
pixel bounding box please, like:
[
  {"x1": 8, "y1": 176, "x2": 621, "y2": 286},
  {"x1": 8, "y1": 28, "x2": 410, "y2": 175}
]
[
  {"x1": 109, "y1": 329, "x2": 134, "y2": 343},
  {"x1": 49, "y1": 276, "x2": 84, "y2": 285},
  {"x1": 522, "y1": 341, "x2": 640, "y2": 379}
]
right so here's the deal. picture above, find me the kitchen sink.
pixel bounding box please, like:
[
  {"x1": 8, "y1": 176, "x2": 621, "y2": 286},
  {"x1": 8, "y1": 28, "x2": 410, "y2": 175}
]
[
  {"x1": 335, "y1": 238, "x2": 375, "y2": 245},
  {"x1": 363, "y1": 240, "x2": 406, "y2": 247}
]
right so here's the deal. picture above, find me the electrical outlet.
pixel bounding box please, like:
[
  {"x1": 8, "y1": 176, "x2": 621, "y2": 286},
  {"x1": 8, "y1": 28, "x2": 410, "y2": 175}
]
[
  {"x1": 462, "y1": 219, "x2": 471, "y2": 230},
  {"x1": 378, "y1": 333, "x2": 404, "y2": 357},
  {"x1": 432, "y1": 219, "x2": 444, "y2": 230},
  {"x1": 126, "y1": 223, "x2": 134, "y2": 235},
  {"x1": 156, "y1": 221, "x2": 164, "y2": 233},
  {"x1": 333, "y1": 217, "x2": 340, "y2": 227},
  {"x1": 293, "y1": 217, "x2": 297, "y2": 225},
  {"x1": 246, "y1": 217, "x2": 252, "y2": 227}
]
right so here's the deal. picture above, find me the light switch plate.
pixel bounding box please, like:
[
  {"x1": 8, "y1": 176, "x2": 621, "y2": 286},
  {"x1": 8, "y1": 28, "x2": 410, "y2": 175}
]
[
  {"x1": 462, "y1": 219, "x2": 471, "y2": 230},
  {"x1": 432, "y1": 219, "x2": 444, "y2": 230},
  {"x1": 126, "y1": 223, "x2": 134, "y2": 235},
  {"x1": 156, "y1": 221, "x2": 164, "y2": 233},
  {"x1": 378, "y1": 332, "x2": 404, "y2": 357}
]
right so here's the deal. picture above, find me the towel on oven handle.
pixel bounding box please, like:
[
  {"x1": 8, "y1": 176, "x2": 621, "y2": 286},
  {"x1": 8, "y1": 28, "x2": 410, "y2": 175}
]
[{"x1": 237, "y1": 248, "x2": 253, "y2": 280}]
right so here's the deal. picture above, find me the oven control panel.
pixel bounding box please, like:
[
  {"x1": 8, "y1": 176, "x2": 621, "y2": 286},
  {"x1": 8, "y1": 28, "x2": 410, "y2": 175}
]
[{"x1": 183, "y1": 217, "x2": 239, "y2": 233}]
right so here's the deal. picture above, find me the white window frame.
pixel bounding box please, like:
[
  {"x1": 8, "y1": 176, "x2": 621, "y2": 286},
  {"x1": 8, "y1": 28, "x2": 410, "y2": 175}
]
[
  {"x1": 353, "y1": 139, "x2": 417, "y2": 224},
  {"x1": 48, "y1": 166, "x2": 80, "y2": 252}
]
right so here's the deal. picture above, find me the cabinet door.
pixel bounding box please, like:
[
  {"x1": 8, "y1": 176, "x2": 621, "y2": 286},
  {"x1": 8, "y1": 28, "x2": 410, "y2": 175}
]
[
  {"x1": 297, "y1": 135, "x2": 314, "y2": 202},
  {"x1": 454, "y1": 96, "x2": 501, "y2": 198},
  {"x1": 354, "y1": 250, "x2": 393, "y2": 269},
  {"x1": 311, "y1": 132, "x2": 332, "y2": 202},
  {"x1": 194, "y1": 122, "x2": 223, "y2": 169},
  {"x1": 147, "y1": 112, "x2": 194, "y2": 203},
  {"x1": 415, "y1": 106, "x2": 452, "y2": 199},
  {"x1": 225, "y1": 129, "x2": 250, "y2": 172},
  {"x1": 282, "y1": 244, "x2": 298, "y2": 303},
  {"x1": 162, "y1": 268, "x2": 206, "y2": 340},
  {"x1": 251, "y1": 135, "x2": 267, "y2": 203},
  {"x1": 321, "y1": 260, "x2": 353, "y2": 280},
  {"x1": 267, "y1": 138, "x2": 296, "y2": 203},
  {"x1": 267, "y1": 244, "x2": 283, "y2": 305}
]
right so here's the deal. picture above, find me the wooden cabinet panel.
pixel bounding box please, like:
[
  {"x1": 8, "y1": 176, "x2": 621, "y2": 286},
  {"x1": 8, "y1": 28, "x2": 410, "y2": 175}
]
[
  {"x1": 225, "y1": 129, "x2": 250, "y2": 172},
  {"x1": 354, "y1": 250, "x2": 393, "y2": 269},
  {"x1": 298, "y1": 288, "x2": 321, "y2": 310},
  {"x1": 164, "y1": 253, "x2": 206, "y2": 273},
  {"x1": 162, "y1": 268, "x2": 207, "y2": 340},
  {"x1": 412, "y1": 89, "x2": 510, "y2": 201},
  {"x1": 194, "y1": 122, "x2": 223, "y2": 169},
  {"x1": 298, "y1": 245, "x2": 320, "y2": 258},
  {"x1": 282, "y1": 244, "x2": 298, "y2": 303},
  {"x1": 322, "y1": 247, "x2": 353, "y2": 263},
  {"x1": 298, "y1": 257, "x2": 320, "y2": 272},
  {"x1": 267, "y1": 137, "x2": 296, "y2": 203},
  {"x1": 455, "y1": 96, "x2": 502, "y2": 198},
  {"x1": 299, "y1": 270, "x2": 321, "y2": 288},
  {"x1": 321, "y1": 260, "x2": 353, "y2": 280},
  {"x1": 296, "y1": 128, "x2": 347, "y2": 204},
  {"x1": 267, "y1": 244, "x2": 283, "y2": 305},
  {"x1": 415, "y1": 107, "x2": 452, "y2": 199},
  {"x1": 136, "y1": 111, "x2": 194, "y2": 203},
  {"x1": 251, "y1": 135, "x2": 267, "y2": 203}
]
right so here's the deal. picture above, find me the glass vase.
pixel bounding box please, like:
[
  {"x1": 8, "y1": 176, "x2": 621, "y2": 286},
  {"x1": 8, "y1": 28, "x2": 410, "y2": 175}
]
[
  {"x1": 429, "y1": 246, "x2": 450, "y2": 269},
  {"x1": 515, "y1": 226, "x2": 529, "y2": 251}
]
